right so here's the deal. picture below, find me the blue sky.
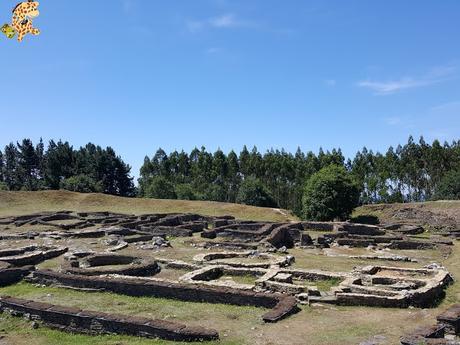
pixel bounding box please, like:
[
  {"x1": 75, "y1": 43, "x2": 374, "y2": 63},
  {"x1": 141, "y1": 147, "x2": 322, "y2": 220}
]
[{"x1": 0, "y1": 0, "x2": 459, "y2": 178}]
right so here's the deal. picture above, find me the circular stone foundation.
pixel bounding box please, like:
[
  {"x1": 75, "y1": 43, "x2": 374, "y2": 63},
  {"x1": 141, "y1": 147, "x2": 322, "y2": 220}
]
[
  {"x1": 193, "y1": 251, "x2": 294, "y2": 268},
  {"x1": 63, "y1": 253, "x2": 160, "y2": 276}
]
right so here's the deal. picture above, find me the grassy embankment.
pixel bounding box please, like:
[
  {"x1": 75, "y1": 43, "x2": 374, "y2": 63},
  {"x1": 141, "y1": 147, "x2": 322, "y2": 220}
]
[{"x1": 0, "y1": 190, "x2": 297, "y2": 222}]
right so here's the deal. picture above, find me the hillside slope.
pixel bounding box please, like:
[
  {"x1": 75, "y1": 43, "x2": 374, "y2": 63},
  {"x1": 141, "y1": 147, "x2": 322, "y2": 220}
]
[
  {"x1": 354, "y1": 200, "x2": 460, "y2": 230},
  {"x1": 0, "y1": 190, "x2": 298, "y2": 222}
]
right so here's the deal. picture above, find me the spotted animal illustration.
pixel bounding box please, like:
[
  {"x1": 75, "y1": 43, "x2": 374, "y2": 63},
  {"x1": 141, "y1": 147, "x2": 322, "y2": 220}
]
[
  {"x1": 12, "y1": 1, "x2": 40, "y2": 42},
  {"x1": 1, "y1": 24, "x2": 16, "y2": 39}
]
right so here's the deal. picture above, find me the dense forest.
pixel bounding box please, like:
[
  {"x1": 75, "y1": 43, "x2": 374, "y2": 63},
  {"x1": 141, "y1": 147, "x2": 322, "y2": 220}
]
[
  {"x1": 138, "y1": 136, "x2": 460, "y2": 214},
  {"x1": 1, "y1": 137, "x2": 459, "y2": 216}
]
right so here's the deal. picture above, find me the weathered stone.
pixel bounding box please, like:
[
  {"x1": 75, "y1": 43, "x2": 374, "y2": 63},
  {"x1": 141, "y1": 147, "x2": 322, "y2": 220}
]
[
  {"x1": 0, "y1": 296, "x2": 219, "y2": 341},
  {"x1": 437, "y1": 304, "x2": 460, "y2": 335}
]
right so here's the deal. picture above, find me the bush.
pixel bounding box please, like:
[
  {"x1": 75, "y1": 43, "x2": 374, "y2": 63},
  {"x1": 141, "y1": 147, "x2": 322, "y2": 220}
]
[
  {"x1": 205, "y1": 183, "x2": 227, "y2": 202},
  {"x1": 0, "y1": 182, "x2": 7, "y2": 191},
  {"x1": 236, "y1": 176, "x2": 278, "y2": 208},
  {"x1": 434, "y1": 170, "x2": 460, "y2": 200},
  {"x1": 144, "y1": 176, "x2": 177, "y2": 199},
  {"x1": 350, "y1": 214, "x2": 380, "y2": 225},
  {"x1": 302, "y1": 165, "x2": 360, "y2": 221},
  {"x1": 60, "y1": 175, "x2": 103, "y2": 193},
  {"x1": 175, "y1": 184, "x2": 197, "y2": 200}
]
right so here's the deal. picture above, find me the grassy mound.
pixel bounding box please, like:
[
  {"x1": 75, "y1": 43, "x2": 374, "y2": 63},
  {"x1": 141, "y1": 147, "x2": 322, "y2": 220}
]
[
  {"x1": 354, "y1": 200, "x2": 460, "y2": 230},
  {"x1": 0, "y1": 190, "x2": 297, "y2": 222}
]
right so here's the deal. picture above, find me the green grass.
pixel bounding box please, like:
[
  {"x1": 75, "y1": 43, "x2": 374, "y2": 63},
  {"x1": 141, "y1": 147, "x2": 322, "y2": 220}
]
[
  {"x1": 0, "y1": 282, "x2": 264, "y2": 345},
  {"x1": 314, "y1": 278, "x2": 342, "y2": 291},
  {"x1": 0, "y1": 314, "x2": 242, "y2": 345},
  {"x1": 0, "y1": 282, "x2": 266, "y2": 323},
  {"x1": 1, "y1": 192, "x2": 460, "y2": 344},
  {"x1": 220, "y1": 274, "x2": 259, "y2": 285},
  {"x1": 0, "y1": 190, "x2": 297, "y2": 222}
]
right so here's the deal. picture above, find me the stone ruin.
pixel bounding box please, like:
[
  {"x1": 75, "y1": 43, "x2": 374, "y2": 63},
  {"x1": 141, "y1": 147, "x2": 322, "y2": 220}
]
[
  {"x1": 63, "y1": 253, "x2": 160, "y2": 277},
  {"x1": 401, "y1": 304, "x2": 460, "y2": 344},
  {"x1": 0, "y1": 211, "x2": 456, "y2": 342}
]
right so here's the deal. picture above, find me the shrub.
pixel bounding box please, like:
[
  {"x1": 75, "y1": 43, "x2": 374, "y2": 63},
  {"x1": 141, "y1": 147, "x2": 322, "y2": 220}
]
[
  {"x1": 0, "y1": 182, "x2": 7, "y2": 191},
  {"x1": 175, "y1": 184, "x2": 197, "y2": 200},
  {"x1": 350, "y1": 214, "x2": 380, "y2": 225},
  {"x1": 60, "y1": 175, "x2": 103, "y2": 193},
  {"x1": 302, "y1": 165, "x2": 360, "y2": 221},
  {"x1": 434, "y1": 170, "x2": 460, "y2": 200},
  {"x1": 205, "y1": 183, "x2": 227, "y2": 202},
  {"x1": 144, "y1": 176, "x2": 177, "y2": 199},
  {"x1": 236, "y1": 176, "x2": 278, "y2": 208}
]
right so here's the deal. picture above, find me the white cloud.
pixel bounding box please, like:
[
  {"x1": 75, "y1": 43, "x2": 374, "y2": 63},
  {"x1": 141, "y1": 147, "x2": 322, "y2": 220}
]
[
  {"x1": 358, "y1": 78, "x2": 432, "y2": 95},
  {"x1": 209, "y1": 14, "x2": 238, "y2": 28},
  {"x1": 357, "y1": 63, "x2": 458, "y2": 95},
  {"x1": 186, "y1": 13, "x2": 256, "y2": 32},
  {"x1": 430, "y1": 101, "x2": 460, "y2": 112}
]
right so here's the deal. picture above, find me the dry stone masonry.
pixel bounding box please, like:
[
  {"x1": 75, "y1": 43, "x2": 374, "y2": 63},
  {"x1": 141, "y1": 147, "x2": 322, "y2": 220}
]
[
  {"x1": 401, "y1": 304, "x2": 460, "y2": 344},
  {"x1": 0, "y1": 210, "x2": 456, "y2": 342}
]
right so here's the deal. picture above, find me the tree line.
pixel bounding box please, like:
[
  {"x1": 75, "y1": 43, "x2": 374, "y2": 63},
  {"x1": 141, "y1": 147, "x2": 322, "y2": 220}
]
[
  {"x1": 0, "y1": 139, "x2": 135, "y2": 196},
  {"x1": 1, "y1": 136, "x2": 459, "y2": 216},
  {"x1": 138, "y1": 136, "x2": 460, "y2": 214}
]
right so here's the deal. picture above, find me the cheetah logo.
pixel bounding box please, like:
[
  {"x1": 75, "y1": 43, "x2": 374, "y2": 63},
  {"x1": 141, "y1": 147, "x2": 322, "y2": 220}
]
[{"x1": 11, "y1": 1, "x2": 40, "y2": 42}]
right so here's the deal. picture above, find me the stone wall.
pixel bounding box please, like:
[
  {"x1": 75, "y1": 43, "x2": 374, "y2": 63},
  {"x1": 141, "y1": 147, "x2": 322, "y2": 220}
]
[
  {"x1": 401, "y1": 304, "x2": 460, "y2": 344},
  {"x1": 0, "y1": 247, "x2": 67, "y2": 267},
  {"x1": 0, "y1": 296, "x2": 219, "y2": 342},
  {"x1": 0, "y1": 266, "x2": 34, "y2": 287},
  {"x1": 30, "y1": 270, "x2": 299, "y2": 323},
  {"x1": 63, "y1": 254, "x2": 160, "y2": 277}
]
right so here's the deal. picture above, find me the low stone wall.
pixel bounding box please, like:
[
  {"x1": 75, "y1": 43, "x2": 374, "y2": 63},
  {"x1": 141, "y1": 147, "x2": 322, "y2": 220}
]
[
  {"x1": 179, "y1": 265, "x2": 267, "y2": 290},
  {"x1": 335, "y1": 292, "x2": 408, "y2": 308},
  {"x1": 176, "y1": 222, "x2": 207, "y2": 232},
  {"x1": 401, "y1": 304, "x2": 460, "y2": 344},
  {"x1": 336, "y1": 238, "x2": 376, "y2": 247},
  {"x1": 338, "y1": 223, "x2": 386, "y2": 236},
  {"x1": 138, "y1": 226, "x2": 193, "y2": 237},
  {"x1": 0, "y1": 247, "x2": 68, "y2": 267},
  {"x1": 335, "y1": 266, "x2": 453, "y2": 308},
  {"x1": 0, "y1": 266, "x2": 34, "y2": 287},
  {"x1": 384, "y1": 224, "x2": 425, "y2": 235},
  {"x1": 400, "y1": 325, "x2": 447, "y2": 345},
  {"x1": 263, "y1": 224, "x2": 308, "y2": 249},
  {"x1": 63, "y1": 254, "x2": 160, "y2": 277},
  {"x1": 193, "y1": 251, "x2": 293, "y2": 268},
  {"x1": 437, "y1": 304, "x2": 460, "y2": 335},
  {"x1": 123, "y1": 234, "x2": 154, "y2": 243},
  {"x1": 389, "y1": 240, "x2": 437, "y2": 250},
  {"x1": 0, "y1": 296, "x2": 219, "y2": 342},
  {"x1": 213, "y1": 223, "x2": 282, "y2": 242},
  {"x1": 0, "y1": 245, "x2": 37, "y2": 257},
  {"x1": 30, "y1": 270, "x2": 299, "y2": 323},
  {"x1": 301, "y1": 221, "x2": 335, "y2": 232}
]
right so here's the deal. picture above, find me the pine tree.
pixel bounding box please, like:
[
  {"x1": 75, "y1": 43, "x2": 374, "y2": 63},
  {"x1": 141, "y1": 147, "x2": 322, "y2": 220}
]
[{"x1": 3, "y1": 143, "x2": 20, "y2": 190}]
